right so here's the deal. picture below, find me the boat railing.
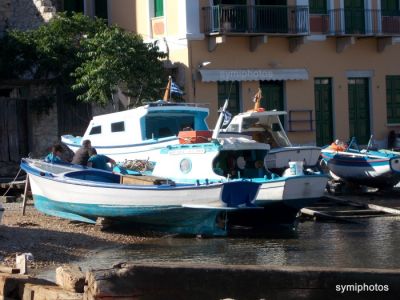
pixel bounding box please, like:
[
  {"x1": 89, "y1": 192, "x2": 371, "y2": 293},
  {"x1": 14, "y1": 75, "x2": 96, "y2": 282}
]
[{"x1": 144, "y1": 100, "x2": 210, "y2": 108}]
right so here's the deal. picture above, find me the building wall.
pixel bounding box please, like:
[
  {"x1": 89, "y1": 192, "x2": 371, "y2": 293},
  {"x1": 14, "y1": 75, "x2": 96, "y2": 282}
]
[{"x1": 109, "y1": 0, "x2": 136, "y2": 32}]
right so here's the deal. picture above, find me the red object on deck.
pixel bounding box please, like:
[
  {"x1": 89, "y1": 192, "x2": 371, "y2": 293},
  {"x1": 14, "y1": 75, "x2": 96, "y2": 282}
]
[{"x1": 178, "y1": 130, "x2": 212, "y2": 144}]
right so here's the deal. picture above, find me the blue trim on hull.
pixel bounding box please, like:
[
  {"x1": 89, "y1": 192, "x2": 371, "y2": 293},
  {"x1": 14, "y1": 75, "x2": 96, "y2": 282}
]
[{"x1": 33, "y1": 195, "x2": 227, "y2": 236}]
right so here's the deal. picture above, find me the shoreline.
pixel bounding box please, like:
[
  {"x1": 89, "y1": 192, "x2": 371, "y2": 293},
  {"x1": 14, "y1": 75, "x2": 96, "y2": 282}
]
[{"x1": 0, "y1": 200, "x2": 152, "y2": 276}]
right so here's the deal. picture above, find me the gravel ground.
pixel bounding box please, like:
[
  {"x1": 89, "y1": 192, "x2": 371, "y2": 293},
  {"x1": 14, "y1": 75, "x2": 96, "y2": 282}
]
[{"x1": 0, "y1": 199, "x2": 152, "y2": 275}]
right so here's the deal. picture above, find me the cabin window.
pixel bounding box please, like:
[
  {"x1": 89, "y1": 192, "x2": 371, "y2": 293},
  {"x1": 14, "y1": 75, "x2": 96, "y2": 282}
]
[
  {"x1": 145, "y1": 115, "x2": 194, "y2": 139},
  {"x1": 89, "y1": 125, "x2": 101, "y2": 135},
  {"x1": 111, "y1": 121, "x2": 125, "y2": 132},
  {"x1": 213, "y1": 150, "x2": 269, "y2": 179}
]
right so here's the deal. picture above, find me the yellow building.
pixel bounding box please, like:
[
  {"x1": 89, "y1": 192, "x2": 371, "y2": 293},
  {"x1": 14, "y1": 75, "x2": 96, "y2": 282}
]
[{"x1": 75, "y1": 0, "x2": 400, "y2": 147}]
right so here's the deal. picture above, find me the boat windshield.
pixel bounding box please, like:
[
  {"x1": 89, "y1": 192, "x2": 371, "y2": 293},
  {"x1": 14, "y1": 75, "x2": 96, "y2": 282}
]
[
  {"x1": 145, "y1": 115, "x2": 195, "y2": 139},
  {"x1": 212, "y1": 149, "x2": 269, "y2": 179},
  {"x1": 250, "y1": 116, "x2": 291, "y2": 147}
]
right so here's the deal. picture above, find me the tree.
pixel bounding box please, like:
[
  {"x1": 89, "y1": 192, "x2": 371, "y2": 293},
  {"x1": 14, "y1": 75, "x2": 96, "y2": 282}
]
[
  {"x1": 0, "y1": 12, "x2": 167, "y2": 107},
  {"x1": 72, "y1": 26, "x2": 166, "y2": 106}
]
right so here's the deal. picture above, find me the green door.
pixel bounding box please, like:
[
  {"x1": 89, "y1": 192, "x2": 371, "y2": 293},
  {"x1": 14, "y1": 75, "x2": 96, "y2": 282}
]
[
  {"x1": 344, "y1": 0, "x2": 365, "y2": 34},
  {"x1": 314, "y1": 78, "x2": 333, "y2": 146},
  {"x1": 260, "y1": 80, "x2": 284, "y2": 123},
  {"x1": 348, "y1": 78, "x2": 370, "y2": 145},
  {"x1": 260, "y1": 81, "x2": 284, "y2": 110}
]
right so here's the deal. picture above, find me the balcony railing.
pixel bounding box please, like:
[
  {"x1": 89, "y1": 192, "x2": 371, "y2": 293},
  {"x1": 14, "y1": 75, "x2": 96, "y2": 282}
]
[
  {"x1": 314, "y1": 9, "x2": 400, "y2": 36},
  {"x1": 203, "y1": 5, "x2": 309, "y2": 35},
  {"x1": 203, "y1": 5, "x2": 400, "y2": 37}
]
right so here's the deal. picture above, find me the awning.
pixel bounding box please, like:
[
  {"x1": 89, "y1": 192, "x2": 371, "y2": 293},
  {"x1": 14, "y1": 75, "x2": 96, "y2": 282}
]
[{"x1": 199, "y1": 68, "x2": 309, "y2": 82}]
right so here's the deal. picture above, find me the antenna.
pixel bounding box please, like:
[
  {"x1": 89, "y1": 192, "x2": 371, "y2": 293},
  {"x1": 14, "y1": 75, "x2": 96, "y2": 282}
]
[{"x1": 212, "y1": 99, "x2": 229, "y2": 139}]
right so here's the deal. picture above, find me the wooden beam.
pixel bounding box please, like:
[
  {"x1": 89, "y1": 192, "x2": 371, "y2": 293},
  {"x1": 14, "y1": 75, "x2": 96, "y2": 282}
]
[
  {"x1": 208, "y1": 36, "x2": 226, "y2": 52},
  {"x1": 377, "y1": 37, "x2": 393, "y2": 53},
  {"x1": 289, "y1": 37, "x2": 306, "y2": 53},
  {"x1": 336, "y1": 36, "x2": 355, "y2": 53},
  {"x1": 22, "y1": 176, "x2": 30, "y2": 216},
  {"x1": 249, "y1": 35, "x2": 268, "y2": 52}
]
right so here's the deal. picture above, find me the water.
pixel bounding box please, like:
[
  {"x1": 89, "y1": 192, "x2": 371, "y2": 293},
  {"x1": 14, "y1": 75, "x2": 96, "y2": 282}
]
[{"x1": 73, "y1": 216, "x2": 400, "y2": 272}]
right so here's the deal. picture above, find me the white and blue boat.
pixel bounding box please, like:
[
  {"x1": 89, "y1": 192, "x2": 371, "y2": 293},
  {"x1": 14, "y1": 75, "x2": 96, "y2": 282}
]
[
  {"x1": 62, "y1": 99, "x2": 328, "y2": 226},
  {"x1": 320, "y1": 137, "x2": 400, "y2": 188},
  {"x1": 221, "y1": 110, "x2": 321, "y2": 174},
  {"x1": 149, "y1": 138, "x2": 328, "y2": 226},
  {"x1": 61, "y1": 101, "x2": 210, "y2": 162},
  {"x1": 20, "y1": 158, "x2": 261, "y2": 236}
]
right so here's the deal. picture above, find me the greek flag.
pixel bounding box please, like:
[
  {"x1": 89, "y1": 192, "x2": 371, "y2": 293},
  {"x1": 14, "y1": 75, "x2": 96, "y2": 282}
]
[
  {"x1": 171, "y1": 81, "x2": 183, "y2": 95},
  {"x1": 222, "y1": 110, "x2": 232, "y2": 126}
]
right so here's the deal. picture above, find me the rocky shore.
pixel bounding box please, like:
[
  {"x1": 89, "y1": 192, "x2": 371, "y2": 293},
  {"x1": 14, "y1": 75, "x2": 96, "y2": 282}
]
[{"x1": 0, "y1": 200, "x2": 152, "y2": 276}]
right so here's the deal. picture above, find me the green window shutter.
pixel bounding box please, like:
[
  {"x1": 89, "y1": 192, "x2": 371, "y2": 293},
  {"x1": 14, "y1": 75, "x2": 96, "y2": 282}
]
[
  {"x1": 64, "y1": 0, "x2": 84, "y2": 14},
  {"x1": 155, "y1": 0, "x2": 164, "y2": 17},
  {"x1": 381, "y1": 0, "x2": 400, "y2": 16},
  {"x1": 95, "y1": 0, "x2": 108, "y2": 20},
  {"x1": 218, "y1": 81, "x2": 240, "y2": 116},
  {"x1": 386, "y1": 76, "x2": 400, "y2": 124},
  {"x1": 309, "y1": 0, "x2": 327, "y2": 14}
]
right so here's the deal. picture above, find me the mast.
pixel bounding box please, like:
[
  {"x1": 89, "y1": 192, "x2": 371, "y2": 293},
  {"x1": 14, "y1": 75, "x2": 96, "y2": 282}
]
[
  {"x1": 212, "y1": 99, "x2": 229, "y2": 139},
  {"x1": 163, "y1": 76, "x2": 172, "y2": 101}
]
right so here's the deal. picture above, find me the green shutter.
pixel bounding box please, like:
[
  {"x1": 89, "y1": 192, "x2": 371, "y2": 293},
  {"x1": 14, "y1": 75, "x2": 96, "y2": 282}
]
[
  {"x1": 218, "y1": 82, "x2": 240, "y2": 116},
  {"x1": 386, "y1": 76, "x2": 400, "y2": 124},
  {"x1": 64, "y1": 0, "x2": 84, "y2": 14},
  {"x1": 309, "y1": 0, "x2": 327, "y2": 14},
  {"x1": 381, "y1": 0, "x2": 400, "y2": 16},
  {"x1": 155, "y1": 0, "x2": 164, "y2": 17},
  {"x1": 95, "y1": 0, "x2": 108, "y2": 20}
]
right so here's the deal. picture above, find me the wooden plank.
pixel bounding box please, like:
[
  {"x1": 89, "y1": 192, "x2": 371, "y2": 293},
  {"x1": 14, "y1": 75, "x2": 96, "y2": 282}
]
[
  {"x1": 325, "y1": 195, "x2": 400, "y2": 215},
  {"x1": 300, "y1": 208, "x2": 357, "y2": 223},
  {"x1": 0, "y1": 101, "x2": 9, "y2": 161},
  {"x1": 16, "y1": 100, "x2": 28, "y2": 158},
  {"x1": 7, "y1": 99, "x2": 19, "y2": 162},
  {"x1": 120, "y1": 174, "x2": 172, "y2": 185},
  {"x1": 22, "y1": 176, "x2": 30, "y2": 216},
  {"x1": 0, "y1": 266, "x2": 20, "y2": 274}
]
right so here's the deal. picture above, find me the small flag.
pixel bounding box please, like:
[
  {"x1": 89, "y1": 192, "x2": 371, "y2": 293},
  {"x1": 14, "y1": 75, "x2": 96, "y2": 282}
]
[
  {"x1": 222, "y1": 110, "x2": 232, "y2": 126},
  {"x1": 171, "y1": 81, "x2": 183, "y2": 95}
]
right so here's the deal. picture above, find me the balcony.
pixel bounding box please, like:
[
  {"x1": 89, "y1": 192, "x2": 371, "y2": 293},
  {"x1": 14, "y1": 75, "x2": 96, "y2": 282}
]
[
  {"x1": 311, "y1": 9, "x2": 400, "y2": 36},
  {"x1": 203, "y1": 5, "x2": 309, "y2": 36}
]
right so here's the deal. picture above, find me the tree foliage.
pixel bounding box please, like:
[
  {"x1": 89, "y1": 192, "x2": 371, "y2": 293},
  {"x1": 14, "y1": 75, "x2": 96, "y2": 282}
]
[
  {"x1": 72, "y1": 26, "x2": 166, "y2": 106},
  {"x1": 0, "y1": 13, "x2": 167, "y2": 106}
]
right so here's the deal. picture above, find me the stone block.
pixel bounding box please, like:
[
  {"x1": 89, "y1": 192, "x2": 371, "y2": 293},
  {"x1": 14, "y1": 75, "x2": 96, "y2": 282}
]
[
  {"x1": 22, "y1": 282, "x2": 83, "y2": 300},
  {"x1": 56, "y1": 265, "x2": 85, "y2": 293}
]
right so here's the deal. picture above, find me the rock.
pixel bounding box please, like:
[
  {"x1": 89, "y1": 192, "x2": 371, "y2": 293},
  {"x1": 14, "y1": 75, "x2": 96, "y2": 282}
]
[{"x1": 56, "y1": 265, "x2": 85, "y2": 293}]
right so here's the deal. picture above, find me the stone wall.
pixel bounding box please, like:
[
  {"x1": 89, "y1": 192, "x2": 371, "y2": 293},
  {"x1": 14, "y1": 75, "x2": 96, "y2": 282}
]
[{"x1": 0, "y1": 0, "x2": 57, "y2": 33}]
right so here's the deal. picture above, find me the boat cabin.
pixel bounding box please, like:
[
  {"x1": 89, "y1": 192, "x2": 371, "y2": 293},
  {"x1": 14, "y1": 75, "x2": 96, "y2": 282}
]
[
  {"x1": 224, "y1": 110, "x2": 291, "y2": 148},
  {"x1": 82, "y1": 102, "x2": 209, "y2": 146}
]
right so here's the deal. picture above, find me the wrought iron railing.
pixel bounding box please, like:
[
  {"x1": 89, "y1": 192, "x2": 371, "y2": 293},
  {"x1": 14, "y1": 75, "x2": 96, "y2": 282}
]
[
  {"x1": 203, "y1": 5, "x2": 309, "y2": 35},
  {"x1": 203, "y1": 5, "x2": 400, "y2": 36},
  {"x1": 327, "y1": 9, "x2": 400, "y2": 35}
]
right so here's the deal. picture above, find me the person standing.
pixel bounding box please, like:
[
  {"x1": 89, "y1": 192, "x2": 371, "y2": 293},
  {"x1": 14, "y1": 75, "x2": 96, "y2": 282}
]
[
  {"x1": 44, "y1": 143, "x2": 64, "y2": 163},
  {"x1": 71, "y1": 139, "x2": 92, "y2": 166},
  {"x1": 87, "y1": 148, "x2": 115, "y2": 170}
]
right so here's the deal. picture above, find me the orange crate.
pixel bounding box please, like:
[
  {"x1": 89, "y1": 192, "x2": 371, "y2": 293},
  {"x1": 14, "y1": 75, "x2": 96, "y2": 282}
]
[{"x1": 178, "y1": 130, "x2": 212, "y2": 144}]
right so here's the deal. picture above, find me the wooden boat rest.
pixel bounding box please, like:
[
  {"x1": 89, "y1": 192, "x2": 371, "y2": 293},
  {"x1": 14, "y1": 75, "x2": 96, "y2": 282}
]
[{"x1": 120, "y1": 174, "x2": 173, "y2": 185}]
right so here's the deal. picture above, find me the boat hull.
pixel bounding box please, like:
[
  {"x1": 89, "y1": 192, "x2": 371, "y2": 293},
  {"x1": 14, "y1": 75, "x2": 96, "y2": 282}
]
[
  {"x1": 62, "y1": 135, "x2": 179, "y2": 163},
  {"x1": 22, "y1": 159, "x2": 261, "y2": 236},
  {"x1": 256, "y1": 175, "x2": 328, "y2": 209},
  {"x1": 321, "y1": 149, "x2": 400, "y2": 188},
  {"x1": 265, "y1": 146, "x2": 321, "y2": 169}
]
